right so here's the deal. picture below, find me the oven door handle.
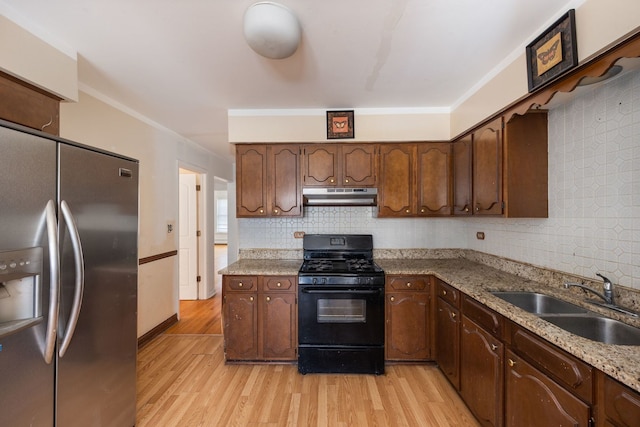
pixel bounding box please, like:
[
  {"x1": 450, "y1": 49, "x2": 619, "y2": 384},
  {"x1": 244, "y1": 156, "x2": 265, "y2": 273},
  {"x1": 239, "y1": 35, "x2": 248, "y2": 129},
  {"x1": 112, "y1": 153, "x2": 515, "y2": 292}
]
[{"x1": 300, "y1": 288, "x2": 381, "y2": 295}]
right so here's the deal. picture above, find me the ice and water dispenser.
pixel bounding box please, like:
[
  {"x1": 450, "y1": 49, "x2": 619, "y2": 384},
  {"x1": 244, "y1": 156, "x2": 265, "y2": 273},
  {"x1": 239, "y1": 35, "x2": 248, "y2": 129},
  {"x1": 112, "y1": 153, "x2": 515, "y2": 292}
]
[{"x1": 0, "y1": 247, "x2": 43, "y2": 340}]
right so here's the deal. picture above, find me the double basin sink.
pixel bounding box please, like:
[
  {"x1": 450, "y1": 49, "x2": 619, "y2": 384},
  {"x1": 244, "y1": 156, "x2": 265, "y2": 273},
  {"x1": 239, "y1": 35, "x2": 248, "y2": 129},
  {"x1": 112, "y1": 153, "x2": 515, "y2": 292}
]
[{"x1": 491, "y1": 291, "x2": 640, "y2": 346}]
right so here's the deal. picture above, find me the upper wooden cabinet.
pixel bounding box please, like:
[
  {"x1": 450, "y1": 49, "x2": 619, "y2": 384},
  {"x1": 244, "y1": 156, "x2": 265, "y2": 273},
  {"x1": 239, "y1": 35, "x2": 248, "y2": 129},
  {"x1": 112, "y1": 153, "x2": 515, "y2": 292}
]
[
  {"x1": 417, "y1": 143, "x2": 452, "y2": 216},
  {"x1": 378, "y1": 142, "x2": 451, "y2": 217},
  {"x1": 0, "y1": 71, "x2": 60, "y2": 135},
  {"x1": 454, "y1": 110, "x2": 548, "y2": 218},
  {"x1": 302, "y1": 144, "x2": 377, "y2": 187},
  {"x1": 452, "y1": 134, "x2": 473, "y2": 215},
  {"x1": 236, "y1": 144, "x2": 302, "y2": 217},
  {"x1": 473, "y1": 117, "x2": 504, "y2": 216},
  {"x1": 378, "y1": 144, "x2": 414, "y2": 217}
]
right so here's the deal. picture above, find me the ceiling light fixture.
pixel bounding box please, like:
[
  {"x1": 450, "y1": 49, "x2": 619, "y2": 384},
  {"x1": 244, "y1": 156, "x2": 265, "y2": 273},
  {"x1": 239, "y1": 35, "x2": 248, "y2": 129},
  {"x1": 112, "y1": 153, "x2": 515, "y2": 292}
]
[{"x1": 243, "y1": 2, "x2": 301, "y2": 59}]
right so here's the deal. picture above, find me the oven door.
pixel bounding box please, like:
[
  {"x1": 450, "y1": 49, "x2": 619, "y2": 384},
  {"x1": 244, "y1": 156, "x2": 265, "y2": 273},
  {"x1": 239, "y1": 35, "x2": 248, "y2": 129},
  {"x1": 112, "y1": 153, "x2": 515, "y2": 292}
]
[{"x1": 298, "y1": 286, "x2": 384, "y2": 346}]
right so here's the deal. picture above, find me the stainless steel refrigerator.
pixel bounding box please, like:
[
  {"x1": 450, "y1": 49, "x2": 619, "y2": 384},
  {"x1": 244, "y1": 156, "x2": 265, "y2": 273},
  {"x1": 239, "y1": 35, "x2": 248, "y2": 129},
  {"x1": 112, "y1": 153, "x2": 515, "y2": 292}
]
[{"x1": 0, "y1": 120, "x2": 138, "y2": 427}]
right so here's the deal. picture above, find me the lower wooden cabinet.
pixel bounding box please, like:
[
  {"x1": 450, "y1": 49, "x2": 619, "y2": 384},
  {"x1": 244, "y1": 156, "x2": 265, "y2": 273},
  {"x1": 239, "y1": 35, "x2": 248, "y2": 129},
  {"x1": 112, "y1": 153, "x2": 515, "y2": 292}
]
[
  {"x1": 460, "y1": 314, "x2": 504, "y2": 427},
  {"x1": 435, "y1": 280, "x2": 460, "y2": 390},
  {"x1": 505, "y1": 349, "x2": 590, "y2": 427},
  {"x1": 385, "y1": 275, "x2": 431, "y2": 360},
  {"x1": 223, "y1": 275, "x2": 297, "y2": 361},
  {"x1": 598, "y1": 372, "x2": 640, "y2": 427}
]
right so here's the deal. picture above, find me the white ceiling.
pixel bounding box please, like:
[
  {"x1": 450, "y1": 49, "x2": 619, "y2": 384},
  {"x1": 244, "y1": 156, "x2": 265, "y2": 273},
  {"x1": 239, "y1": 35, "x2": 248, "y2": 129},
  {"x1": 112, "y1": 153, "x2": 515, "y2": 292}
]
[{"x1": 1, "y1": 0, "x2": 578, "y2": 161}]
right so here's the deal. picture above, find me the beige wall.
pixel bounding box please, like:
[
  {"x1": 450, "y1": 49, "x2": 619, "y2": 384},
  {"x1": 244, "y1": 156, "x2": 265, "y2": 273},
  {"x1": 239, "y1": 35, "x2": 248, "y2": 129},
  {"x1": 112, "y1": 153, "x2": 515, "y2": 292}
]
[
  {"x1": 0, "y1": 14, "x2": 77, "y2": 100},
  {"x1": 60, "y1": 92, "x2": 233, "y2": 336}
]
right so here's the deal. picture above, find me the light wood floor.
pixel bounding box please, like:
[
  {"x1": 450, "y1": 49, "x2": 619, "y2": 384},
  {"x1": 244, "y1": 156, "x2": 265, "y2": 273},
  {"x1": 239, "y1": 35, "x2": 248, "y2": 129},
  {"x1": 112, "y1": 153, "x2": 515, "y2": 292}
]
[
  {"x1": 139, "y1": 244, "x2": 479, "y2": 426},
  {"x1": 136, "y1": 335, "x2": 480, "y2": 427}
]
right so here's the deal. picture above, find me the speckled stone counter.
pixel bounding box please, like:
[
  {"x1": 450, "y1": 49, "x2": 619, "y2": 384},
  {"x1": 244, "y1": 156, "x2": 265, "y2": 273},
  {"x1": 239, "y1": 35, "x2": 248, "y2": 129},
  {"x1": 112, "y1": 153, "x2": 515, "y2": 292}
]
[
  {"x1": 378, "y1": 258, "x2": 640, "y2": 393},
  {"x1": 220, "y1": 254, "x2": 640, "y2": 393}
]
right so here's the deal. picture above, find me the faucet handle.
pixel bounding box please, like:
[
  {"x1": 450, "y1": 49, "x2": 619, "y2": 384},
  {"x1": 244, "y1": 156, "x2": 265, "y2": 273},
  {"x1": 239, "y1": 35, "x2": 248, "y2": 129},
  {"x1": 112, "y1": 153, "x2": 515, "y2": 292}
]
[{"x1": 596, "y1": 273, "x2": 612, "y2": 289}]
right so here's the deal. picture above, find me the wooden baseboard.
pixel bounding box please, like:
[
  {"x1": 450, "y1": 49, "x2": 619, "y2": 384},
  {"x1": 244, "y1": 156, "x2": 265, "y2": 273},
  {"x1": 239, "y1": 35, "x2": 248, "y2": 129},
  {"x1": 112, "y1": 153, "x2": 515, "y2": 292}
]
[{"x1": 137, "y1": 314, "x2": 178, "y2": 349}]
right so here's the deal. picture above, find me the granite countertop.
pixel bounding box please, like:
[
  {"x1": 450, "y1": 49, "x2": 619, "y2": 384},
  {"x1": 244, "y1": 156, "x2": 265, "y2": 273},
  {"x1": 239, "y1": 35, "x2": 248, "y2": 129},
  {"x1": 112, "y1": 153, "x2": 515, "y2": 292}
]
[{"x1": 221, "y1": 257, "x2": 640, "y2": 392}]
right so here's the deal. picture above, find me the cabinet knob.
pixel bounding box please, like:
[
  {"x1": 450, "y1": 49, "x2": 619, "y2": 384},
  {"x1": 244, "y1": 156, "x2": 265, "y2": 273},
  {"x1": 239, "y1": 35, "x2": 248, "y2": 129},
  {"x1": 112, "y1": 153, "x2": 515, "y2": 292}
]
[
  {"x1": 442, "y1": 290, "x2": 447, "y2": 295},
  {"x1": 451, "y1": 312, "x2": 456, "y2": 318},
  {"x1": 464, "y1": 207, "x2": 469, "y2": 212},
  {"x1": 266, "y1": 296, "x2": 271, "y2": 302},
  {"x1": 330, "y1": 178, "x2": 335, "y2": 183},
  {"x1": 345, "y1": 179, "x2": 349, "y2": 183},
  {"x1": 259, "y1": 209, "x2": 264, "y2": 213},
  {"x1": 420, "y1": 208, "x2": 425, "y2": 213},
  {"x1": 249, "y1": 296, "x2": 254, "y2": 302},
  {"x1": 406, "y1": 282, "x2": 412, "y2": 287},
  {"x1": 405, "y1": 209, "x2": 410, "y2": 213},
  {"x1": 276, "y1": 282, "x2": 282, "y2": 287},
  {"x1": 390, "y1": 296, "x2": 395, "y2": 302},
  {"x1": 475, "y1": 207, "x2": 480, "y2": 212},
  {"x1": 491, "y1": 343, "x2": 498, "y2": 351},
  {"x1": 238, "y1": 282, "x2": 243, "y2": 287},
  {"x1": 508, "y1": 358, "x2": 515, "y2": 367}
]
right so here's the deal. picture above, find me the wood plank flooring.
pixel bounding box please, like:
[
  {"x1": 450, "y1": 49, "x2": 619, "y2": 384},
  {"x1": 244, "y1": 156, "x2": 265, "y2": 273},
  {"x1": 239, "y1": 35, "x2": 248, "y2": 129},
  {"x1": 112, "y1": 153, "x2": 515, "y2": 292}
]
[
  {"x1": 165, "y1": 297, "x2": 222, "y2": 335},
  {"x1": 136, "y1": 335, "x2": 480, "y2": 427}
]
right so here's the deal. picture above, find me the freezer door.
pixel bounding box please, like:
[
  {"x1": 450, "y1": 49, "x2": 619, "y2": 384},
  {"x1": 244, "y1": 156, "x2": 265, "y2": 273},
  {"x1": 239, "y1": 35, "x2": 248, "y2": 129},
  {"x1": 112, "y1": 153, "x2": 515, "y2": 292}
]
[
  {"x1": 57, "y1": 143, "x2": 138, "y2": 427},
  {"x1": 0, "y1": 125, "x2": 57, "y2": 427}
]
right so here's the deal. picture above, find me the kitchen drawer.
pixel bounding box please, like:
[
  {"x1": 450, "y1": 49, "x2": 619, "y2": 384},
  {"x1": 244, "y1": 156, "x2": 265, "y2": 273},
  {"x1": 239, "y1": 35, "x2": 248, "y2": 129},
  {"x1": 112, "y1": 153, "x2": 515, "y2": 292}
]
[
  {"x1": 387, "y1": 275, "x2": 429, "y2": 291},
  {"x1": 223, "y1": 276, "x2": 258, "y2": 292},
  {"x1": 462, "y1": 295, "x2": 502, "y2": 338},
  {"x1": 435, "y1": 278, "x2": 459, "y2": 308},
  {"x1": 262, "y1": 275, "x2": 296, "y2": 292},
  {"x1": 510, "y1": 324, "x2": 593, "y2": 403}
]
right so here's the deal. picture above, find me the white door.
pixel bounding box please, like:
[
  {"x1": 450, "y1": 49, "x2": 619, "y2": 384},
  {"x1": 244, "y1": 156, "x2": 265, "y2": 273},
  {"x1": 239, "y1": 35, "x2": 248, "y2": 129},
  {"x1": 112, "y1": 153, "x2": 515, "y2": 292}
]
[{"x1": 179, "y1": 173, "x2": 198, "y2": 300}]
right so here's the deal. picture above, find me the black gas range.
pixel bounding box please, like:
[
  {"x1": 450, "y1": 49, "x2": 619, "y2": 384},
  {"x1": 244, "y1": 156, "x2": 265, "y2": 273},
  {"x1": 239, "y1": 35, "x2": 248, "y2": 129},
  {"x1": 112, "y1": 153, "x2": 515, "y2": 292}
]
[{"x1": 297, "y1": 234, "x2": 385, "y2": 375}]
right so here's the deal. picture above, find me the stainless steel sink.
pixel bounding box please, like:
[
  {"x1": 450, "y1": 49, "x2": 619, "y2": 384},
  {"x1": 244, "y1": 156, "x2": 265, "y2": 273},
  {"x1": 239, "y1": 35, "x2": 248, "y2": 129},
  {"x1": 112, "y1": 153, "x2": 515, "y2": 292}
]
[
  {"x1": 539, "y1": 315, "x2": 640, "y2": 346},
  {"x1": 491, "y1": 291, "x2": 589, "y2": 314}
]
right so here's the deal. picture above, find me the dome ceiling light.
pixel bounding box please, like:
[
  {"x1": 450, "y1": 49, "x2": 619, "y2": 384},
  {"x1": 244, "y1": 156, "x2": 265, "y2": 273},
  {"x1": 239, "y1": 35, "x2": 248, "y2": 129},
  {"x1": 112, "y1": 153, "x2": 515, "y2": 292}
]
[{"x1": 243, "y1": 2, "x2": 301, "y2": 59}]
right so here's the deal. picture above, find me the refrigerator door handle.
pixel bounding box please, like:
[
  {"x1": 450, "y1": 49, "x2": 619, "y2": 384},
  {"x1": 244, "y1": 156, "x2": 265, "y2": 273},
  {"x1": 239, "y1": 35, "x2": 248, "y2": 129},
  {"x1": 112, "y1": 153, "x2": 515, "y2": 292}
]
[
  {"x1": 44, "y1": 199, "x2": 59, "y2": 364},
  {"x1": 58, "y1": 200, "x2": 85, "y2": 357}
]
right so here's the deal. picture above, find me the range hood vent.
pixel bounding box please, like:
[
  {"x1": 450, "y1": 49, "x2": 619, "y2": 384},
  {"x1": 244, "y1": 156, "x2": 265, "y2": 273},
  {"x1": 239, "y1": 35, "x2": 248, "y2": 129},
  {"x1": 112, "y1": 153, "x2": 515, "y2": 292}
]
[{"x1": 303, "y1": 187, "x2": 377, "y2": 206}]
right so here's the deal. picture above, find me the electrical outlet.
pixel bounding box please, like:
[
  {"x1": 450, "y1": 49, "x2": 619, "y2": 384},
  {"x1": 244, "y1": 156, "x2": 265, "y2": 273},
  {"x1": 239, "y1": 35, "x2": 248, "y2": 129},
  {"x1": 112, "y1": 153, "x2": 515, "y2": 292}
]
[
  {"x1": 294, "y1": 231, "x2": 305, "y2": 238},
  {"x1": 476, "y1": 232, "x2": 485, "y2": 240}
]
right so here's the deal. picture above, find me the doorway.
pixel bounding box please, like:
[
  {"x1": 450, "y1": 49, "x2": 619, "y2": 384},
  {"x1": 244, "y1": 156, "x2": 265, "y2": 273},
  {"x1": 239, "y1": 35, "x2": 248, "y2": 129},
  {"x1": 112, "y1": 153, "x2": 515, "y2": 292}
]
[{"x1": 178, "y1": 167, "x2": 205, "y2": 300}]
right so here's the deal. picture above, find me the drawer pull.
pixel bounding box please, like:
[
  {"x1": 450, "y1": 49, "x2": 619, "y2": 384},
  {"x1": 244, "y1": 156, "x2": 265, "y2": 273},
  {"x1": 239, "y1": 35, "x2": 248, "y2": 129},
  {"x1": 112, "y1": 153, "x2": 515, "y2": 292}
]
[
  {"x1": 406, "y1": 282, "x2": 412, "y2": 287},
  {"x1": 276, "y1": 282, "x2": 282, "y2": 287},
  {"x1": 491, "y1": 343, "x2": 498, "y2": 351},
  {"x1": 508, "y1": 358, "x2": 515, "y2": 367},
  {"x1": 238, "y1": 282, "x2": 243, "y2": 287}
]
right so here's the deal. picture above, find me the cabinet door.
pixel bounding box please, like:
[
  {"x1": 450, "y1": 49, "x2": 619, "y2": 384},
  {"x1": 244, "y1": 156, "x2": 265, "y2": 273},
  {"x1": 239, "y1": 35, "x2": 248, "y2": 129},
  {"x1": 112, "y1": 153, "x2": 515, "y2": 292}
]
[
  {"x1": 473, "y1": 118, "x2": 503, "y2": 215},
  {"x1": 341, "y1": 144, "x2": 377, "y2": 186},
  {"x1": 261, "y1": 293, "x2": 297, "y2": 360},
  {"x1": 223, "y1": 293, "x2": 258, "y2": 360},
  {"x1": 452, "y1": 135, "x2": 473, "y2": 215},
  {"x1": 461, "y1": 316, "x2": 504, "y2": 427},
  {"x1": 386, "y1": 292, "x2": 430, "y2": 360},
  {"x1": 236, "y1": 145, "x2": 267, "y2": 217},
  {"x1": 303, "y1": 145, "x2": 339, "y2": 186},
  {"x1": 378, "y1": 144, "x2": 415, "y2": 217},
  {"x1": 505, "y1": 350, "x2": 590, "y2": 427},
  {"x1": 417, "y1": 143, "x2": 452, "y2": 216},
  {"x1": 601, "y1": 374, "x2": 640, "y2": 427},
  {"x1": 436, "y1": 297, "x2": 460, "y2": 390},
  {"x1": 268, "y1": 145, "x2": 302, "y2": 216}
]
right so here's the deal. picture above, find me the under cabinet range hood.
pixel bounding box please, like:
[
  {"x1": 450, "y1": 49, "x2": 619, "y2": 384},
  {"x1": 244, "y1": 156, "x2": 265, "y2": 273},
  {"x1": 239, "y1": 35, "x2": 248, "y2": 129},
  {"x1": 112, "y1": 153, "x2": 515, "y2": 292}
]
[{"x1": 303, "y1": 187, "x2": 377, "y2": 206}]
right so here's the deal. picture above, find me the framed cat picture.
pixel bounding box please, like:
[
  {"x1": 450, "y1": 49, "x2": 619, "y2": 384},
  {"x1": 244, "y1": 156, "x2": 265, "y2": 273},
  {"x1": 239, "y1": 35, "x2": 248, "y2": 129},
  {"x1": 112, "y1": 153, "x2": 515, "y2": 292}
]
[{"x1": 326, "y1": 110, "x2": 354, "y2": 139}]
